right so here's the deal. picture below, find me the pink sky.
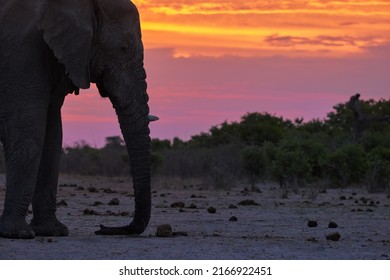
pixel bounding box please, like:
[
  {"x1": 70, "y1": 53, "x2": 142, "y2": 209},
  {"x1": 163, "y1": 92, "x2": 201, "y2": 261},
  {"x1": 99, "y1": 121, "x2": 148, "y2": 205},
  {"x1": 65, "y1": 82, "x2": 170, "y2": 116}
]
[{"x1": 61, "y1": 1, "x2": 390, "y2": 147}]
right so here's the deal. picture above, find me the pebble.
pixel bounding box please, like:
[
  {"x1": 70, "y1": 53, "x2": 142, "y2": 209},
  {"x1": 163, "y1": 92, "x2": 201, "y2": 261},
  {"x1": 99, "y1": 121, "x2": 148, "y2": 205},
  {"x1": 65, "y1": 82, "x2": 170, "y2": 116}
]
[
  {"x1": 83, "y1": 209, "x2": 98, "y2": 215},
  {"x1": 87, "y1": 187, "x2": 99, "y2": 193},
  {"x1": 229, "y1": 216, "x2": 238, "y2": 222},
  {"x1": 207, "y1": 207, "x2": 217, "y2": 214},
  {"x1": 171, "y1": 202, "x2": 185, "y2": 208},
  {"x1": 188, "y1": 203, "x2": 197, "y2": 209},
  {"x1": 308, "y1": 220, "x2": 318, "y2": 227},
  {"x1": 238, "y1": 199, "x2": 259, "y2": 206},
  {"x1": 108, "y1": 198, "x2": 120, "y2": 206},
  {"x1": 326, "y1": 232, "x2": 341, "y2": 241},
  {"x1": 328, "y1": 222, "x2": 338, "y2": 228},
  {"x1": 57, "y1": 200, "x2": 68, "y2": 207},
  {"x1": 156, "y1": 224, "x2": 173, "y2": 237},
  {"x1": 92, "y1": 201, "x2": 103, "y2": 206}
]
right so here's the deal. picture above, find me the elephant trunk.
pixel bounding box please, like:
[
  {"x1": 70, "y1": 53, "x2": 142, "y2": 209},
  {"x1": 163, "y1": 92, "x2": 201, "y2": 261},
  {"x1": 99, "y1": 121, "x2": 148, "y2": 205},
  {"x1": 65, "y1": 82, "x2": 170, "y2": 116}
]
[
  {"x1": 96, "y1": 64, "x2": 151, "y2": 235},
  {"x1": 118, "y1": 109, "x2": 151, "y2": 234}
]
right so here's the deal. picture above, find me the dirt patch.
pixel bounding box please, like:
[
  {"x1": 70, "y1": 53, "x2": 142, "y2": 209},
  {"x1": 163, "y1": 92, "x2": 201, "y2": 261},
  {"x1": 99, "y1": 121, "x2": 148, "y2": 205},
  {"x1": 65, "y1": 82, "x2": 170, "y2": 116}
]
[{"x1": 0, "y1": 174, "x2": 389, "y2": 260}]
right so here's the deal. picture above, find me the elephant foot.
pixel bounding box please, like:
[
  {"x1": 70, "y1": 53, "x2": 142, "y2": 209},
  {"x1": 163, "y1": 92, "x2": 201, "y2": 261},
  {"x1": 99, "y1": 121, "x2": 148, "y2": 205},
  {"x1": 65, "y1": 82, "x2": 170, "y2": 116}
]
[
  {"x1": 95, "y1": 221, "x2": 145, "y2": 235},
  {"x1": 30, "y1": 217, "x2": 69, "y2": 237},
  {"x1": 0, "y1": 217, "x2": 35, "y2": 239}
]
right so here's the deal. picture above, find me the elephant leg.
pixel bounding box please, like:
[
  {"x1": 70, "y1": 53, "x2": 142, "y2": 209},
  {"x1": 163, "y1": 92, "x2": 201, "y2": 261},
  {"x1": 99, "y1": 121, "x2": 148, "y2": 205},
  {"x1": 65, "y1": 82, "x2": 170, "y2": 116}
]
[
  {"x1": 0, "y1": 110, "x2": 48, "y2": 239},
  {"x1": 30, "y1": 96, "x2": 68, "y2": 237}
]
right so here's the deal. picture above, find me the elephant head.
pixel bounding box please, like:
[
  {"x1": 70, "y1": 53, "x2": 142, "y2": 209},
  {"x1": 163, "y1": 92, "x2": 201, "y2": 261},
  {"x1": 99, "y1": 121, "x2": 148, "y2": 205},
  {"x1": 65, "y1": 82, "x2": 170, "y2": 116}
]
[{"x1": 37, "y1": 0, "x2": 152, "y2": 234}]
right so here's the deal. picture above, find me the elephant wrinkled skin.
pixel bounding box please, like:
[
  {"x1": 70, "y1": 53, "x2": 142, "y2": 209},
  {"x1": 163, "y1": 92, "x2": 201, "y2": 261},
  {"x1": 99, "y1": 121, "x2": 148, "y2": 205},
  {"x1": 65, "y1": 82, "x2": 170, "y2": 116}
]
[{"x1": 0, "y1": 0, "x2": 152, "y2": 239}]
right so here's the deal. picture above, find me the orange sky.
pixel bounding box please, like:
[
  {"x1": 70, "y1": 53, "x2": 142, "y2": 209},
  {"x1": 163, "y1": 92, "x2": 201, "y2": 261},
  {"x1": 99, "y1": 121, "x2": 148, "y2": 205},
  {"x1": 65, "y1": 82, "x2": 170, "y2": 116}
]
[
  {"x1": 62, "y1": 0, "x2": 390, "y2": 146},
  {"x1": 137, "y1": 0, "x2": 390, "y2": 57}
]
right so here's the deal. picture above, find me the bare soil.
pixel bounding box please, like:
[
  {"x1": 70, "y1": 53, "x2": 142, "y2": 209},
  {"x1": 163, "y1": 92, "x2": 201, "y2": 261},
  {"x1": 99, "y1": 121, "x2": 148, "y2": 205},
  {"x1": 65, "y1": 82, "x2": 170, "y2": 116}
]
[{"x1": 0, "y1": 175, "x2": 389, "y2": 260}]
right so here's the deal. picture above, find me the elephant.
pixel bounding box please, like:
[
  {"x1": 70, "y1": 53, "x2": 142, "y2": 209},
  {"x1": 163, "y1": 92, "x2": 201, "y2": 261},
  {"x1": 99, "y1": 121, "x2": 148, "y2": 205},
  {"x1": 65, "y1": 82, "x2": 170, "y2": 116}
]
[{"x1": 0, "y1": 0, "x2": 154, "y2": 239}]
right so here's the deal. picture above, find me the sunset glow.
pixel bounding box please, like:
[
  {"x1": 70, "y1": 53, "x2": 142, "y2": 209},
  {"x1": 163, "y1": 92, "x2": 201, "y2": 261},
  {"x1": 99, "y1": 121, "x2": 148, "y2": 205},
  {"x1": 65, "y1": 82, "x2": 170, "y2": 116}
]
[
  {"x1": 138, "y1": 0, "x2": 390, "y2": 57},
  {"x1": 62, "y1": 0, "x2": 390, "y2": 146}
]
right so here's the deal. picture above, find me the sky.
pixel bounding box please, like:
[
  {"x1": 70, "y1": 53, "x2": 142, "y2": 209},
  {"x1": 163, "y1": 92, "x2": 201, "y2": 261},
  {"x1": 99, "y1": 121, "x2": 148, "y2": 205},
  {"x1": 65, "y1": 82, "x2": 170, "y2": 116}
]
[{"x1": 62, "y1": 0, "x2": 390, "y2": 147}]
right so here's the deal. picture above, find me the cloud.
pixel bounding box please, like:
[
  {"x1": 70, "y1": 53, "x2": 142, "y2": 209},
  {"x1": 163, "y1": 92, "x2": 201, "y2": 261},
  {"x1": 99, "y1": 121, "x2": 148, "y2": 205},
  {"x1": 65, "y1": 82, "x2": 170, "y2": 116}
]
[
  {"x1": 138, "y1": 0, "x2": 390, "y2": 58},
  {"x1": 138, "y1": 0, "x2": 390, "y2": 16},
  {"x1": 264, "y1": 34, "x2": 358, "y2": 47}
]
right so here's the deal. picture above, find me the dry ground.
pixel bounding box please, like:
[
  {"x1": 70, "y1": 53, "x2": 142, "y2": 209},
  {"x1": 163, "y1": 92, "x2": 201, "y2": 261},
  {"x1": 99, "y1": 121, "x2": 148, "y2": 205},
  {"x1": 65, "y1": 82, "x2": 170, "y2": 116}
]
[{"x1": 0, "y1": 174, "x2": 389, "y2": 259}]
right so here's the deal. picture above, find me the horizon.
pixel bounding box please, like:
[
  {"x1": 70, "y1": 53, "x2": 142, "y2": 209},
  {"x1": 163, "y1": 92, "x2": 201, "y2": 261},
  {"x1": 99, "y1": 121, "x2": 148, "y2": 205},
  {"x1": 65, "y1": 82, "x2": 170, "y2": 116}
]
[{"x1": 61, "y1": 0, "x2": 390, "y2": 147}]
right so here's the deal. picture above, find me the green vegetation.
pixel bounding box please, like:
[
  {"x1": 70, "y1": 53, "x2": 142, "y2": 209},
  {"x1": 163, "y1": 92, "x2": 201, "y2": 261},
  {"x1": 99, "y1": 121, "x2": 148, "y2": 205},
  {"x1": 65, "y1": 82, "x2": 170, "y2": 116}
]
[{"x1": 0, "y1": 97, "x2": 389, "y2": 191}]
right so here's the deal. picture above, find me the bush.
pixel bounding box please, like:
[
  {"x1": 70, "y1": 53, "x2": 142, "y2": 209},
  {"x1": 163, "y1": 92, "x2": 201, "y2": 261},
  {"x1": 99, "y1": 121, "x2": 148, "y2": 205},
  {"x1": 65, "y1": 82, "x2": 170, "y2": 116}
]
[
  {"x1": 272, "y1": 146, "x2": 311, "y2": 188},
  {"x1": 366, "y1": 147, "x2": 390, "y2": 192},
  {"x1": 325, "y1": 144, "x2": 367, "y2": 187},
  {"x1": 241, "y1": 145, "x2": 267, "y2": 189}
]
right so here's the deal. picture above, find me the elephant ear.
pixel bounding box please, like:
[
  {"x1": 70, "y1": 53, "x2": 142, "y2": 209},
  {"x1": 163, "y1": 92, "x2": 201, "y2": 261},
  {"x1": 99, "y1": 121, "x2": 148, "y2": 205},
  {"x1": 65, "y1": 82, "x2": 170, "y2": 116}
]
[{"x1": 36, "y1": 0, "x2": 94, "y2": 89}]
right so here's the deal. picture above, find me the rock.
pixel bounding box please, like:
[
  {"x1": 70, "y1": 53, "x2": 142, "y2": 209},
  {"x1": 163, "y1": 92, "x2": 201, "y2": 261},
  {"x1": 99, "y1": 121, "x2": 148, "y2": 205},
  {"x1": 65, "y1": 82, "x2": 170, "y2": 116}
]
[
  {"x1": 328, "y1": 222, "x2": 338, "y2": 228},
  {"x1": 170, "y1": 202, "x2": 185, "y2": 208},
  {"x1": 75, "y1": 186, "x2": 85, "y2": 191},
  {"x1": 83, "y1": 209, "x2": 98, "y2": 215},
  {"x1": 108, "y1": 198, "x2": 120, "y2": 206},
  {"x1": 57, "y1": 200, "x2": 68, "y2": 207},
  {"x1": 229, "y1": 216, "x2": 238, "y2": 222},
  {"x1": 306, "y1": 237, "x2": 319, "y2": 242},
  {"x1": 172, "y1": 231, "x2": 189, "y2": 237},
  {"x1": 326, "y1": 232, "x2": 341, "y2": 241},
  {"x1": 92, "y1": 201, "x2": 103, "y2": 206},
  {"x1": 238, "y1": 199, "x2": 259, "y2": 206},
  {"x1": 101, "y1": 188, "x2": 116, "y2": 194},
  {"x1": 188, "y1": 203, "x2": 197, "y2": 209},
  {"x1": 229, "y1": 204, "x2": 238, "y2": 209},
  {"x1": 308, "y1": 220, "x2": 318, "y2": 227},
  {"x1": 87, "y1": 187, "x2": 99, "y2": 193},
  {"x1": 207, "y1": 207, "x2": 217, "y2": 214},
  {"x1": 156, "y1": 224, "x2": 173, "y2": 237},
  {"x1": 339, "y1": 196, "x2": 346, "y2": 200}
]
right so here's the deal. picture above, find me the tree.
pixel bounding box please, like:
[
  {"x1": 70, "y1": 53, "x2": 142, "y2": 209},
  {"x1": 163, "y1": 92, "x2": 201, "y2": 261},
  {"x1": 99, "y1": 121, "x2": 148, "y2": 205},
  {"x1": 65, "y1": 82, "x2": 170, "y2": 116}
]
[
  {"x1": 241, "y1": 146, "x2": 267, "y2": 190},
  {"x1": 366, "y1": 147, "x2": 390, "y2": 192},
  {"x1": 325, "y1": 144, "x2": 367, "y2": 187}
]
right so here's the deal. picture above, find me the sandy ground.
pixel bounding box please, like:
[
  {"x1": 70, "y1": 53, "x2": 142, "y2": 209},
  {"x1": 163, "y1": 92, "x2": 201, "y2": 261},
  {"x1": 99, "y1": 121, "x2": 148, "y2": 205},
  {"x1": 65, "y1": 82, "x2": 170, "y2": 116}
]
[{"x1": 0, "y1": 174, "x2": 389, "y2": 260}]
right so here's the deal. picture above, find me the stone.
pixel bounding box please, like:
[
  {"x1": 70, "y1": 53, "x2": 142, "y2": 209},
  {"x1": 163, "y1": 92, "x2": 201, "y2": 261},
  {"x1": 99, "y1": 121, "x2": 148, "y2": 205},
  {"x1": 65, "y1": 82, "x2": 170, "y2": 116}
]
[
  {"x1": 326, "y1": 232, "x2": 341, "y2": 241},
  {"x1": 328, "y1": 222, "x2": 338, "y2": 228},
  {"x1": 57, "y1": 200, "x2": 68, "y2": 207},
  {"x1": 238, "y1": 199, "x2": 259, "y2": 206},
  {"x1": 308, "y1": 220, "x2": 318, "y2": 227},
  {"x1": 156, "y1": 224, "x2": 173, "y2": 237},
  {"x1": 108, "y1": 198, "x2": 120, "y2": 206},
  {"x1": 170, "y1": 202, "x2": 185, "y2": 208}
]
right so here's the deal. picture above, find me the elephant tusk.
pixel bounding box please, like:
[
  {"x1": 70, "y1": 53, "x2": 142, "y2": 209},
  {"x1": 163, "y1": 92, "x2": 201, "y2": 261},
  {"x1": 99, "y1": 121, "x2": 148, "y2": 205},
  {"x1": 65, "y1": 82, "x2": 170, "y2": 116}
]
[{"x1": 148, "y1": 115, "x2": 159, "y2": 122}]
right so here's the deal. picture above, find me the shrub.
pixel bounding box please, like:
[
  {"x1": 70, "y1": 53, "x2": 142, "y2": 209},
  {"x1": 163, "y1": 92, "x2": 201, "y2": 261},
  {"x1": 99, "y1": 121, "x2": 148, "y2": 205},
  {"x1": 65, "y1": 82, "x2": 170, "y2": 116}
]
[
  {"x1": 366, "y1": 147, "x2": 390, "y2": 192},
  {"x1": 325, "y1": 144, "x2": 367, "y2": 187},
  {"x1": 241, "y1": 145, "x2": 267, "y2": 189}
]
